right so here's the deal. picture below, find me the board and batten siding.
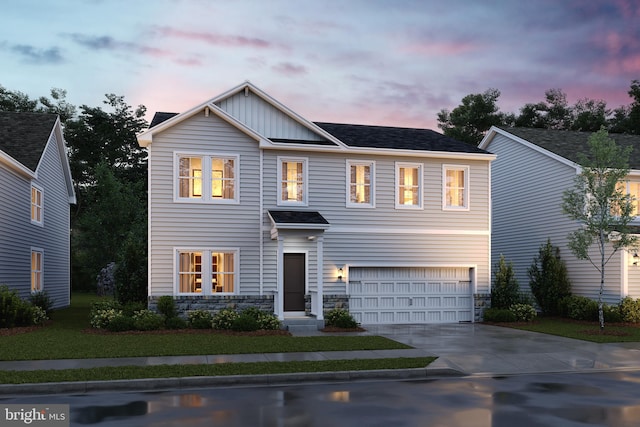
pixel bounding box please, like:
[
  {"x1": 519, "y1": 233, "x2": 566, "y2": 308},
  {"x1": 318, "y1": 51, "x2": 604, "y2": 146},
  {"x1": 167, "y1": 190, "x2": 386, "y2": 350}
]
[
  {"x1": 487, "y1": 133, "x2": 624, "y2": 303},
  {"x1": 0, "y1": 133, "x2": 71, "y2": 308},
  {"x1": 216, "y1": 91, "x2": 326, "y2": 141},
  {"x1": 148, "y1": 112, "x2": 262, "y2": 296},
  {"x1": 261, "y1": 149, "x2": 491, "y2": 295}
]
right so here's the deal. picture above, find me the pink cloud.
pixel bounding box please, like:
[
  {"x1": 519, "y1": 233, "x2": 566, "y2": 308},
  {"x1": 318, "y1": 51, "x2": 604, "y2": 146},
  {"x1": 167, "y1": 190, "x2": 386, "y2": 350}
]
[
  {"x1": 402, "y1": 40, "x2": 479, "y2": 56},
  {"x1": 151, "y1": 26, "x2": 276, "y2": 50},
  {"x1": 272, "y1": 62, "x2": 307, "y2": 76}
]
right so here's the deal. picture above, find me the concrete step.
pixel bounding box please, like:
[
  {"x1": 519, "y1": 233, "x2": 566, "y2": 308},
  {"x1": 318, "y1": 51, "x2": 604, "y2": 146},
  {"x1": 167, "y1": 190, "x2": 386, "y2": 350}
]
[{"x1": 283, "y1": 317, "x2": 321, "y2": 332}]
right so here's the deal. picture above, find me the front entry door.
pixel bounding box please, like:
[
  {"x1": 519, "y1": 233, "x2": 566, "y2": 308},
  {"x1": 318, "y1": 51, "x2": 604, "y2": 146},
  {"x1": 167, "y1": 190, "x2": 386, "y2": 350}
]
[{"x1": 284, "y1": 253, "x2": 305, "y2": 311}]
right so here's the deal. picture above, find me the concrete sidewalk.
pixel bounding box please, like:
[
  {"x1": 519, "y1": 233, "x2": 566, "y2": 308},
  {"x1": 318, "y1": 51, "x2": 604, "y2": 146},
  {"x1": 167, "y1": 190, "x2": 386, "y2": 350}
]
[{"x1": 2, "y1": 323, "x2": 640, "y2": 394}]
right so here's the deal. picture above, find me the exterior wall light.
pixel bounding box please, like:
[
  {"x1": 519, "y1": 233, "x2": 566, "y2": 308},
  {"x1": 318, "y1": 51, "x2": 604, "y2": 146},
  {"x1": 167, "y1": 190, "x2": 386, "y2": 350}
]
[{"x1": 338, "y1": 266, "x2": 344, "y2": 281}]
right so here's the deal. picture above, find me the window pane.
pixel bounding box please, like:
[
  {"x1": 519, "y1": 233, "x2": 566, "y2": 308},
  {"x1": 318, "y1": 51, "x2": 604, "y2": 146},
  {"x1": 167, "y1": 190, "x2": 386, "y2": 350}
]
[
  {"x1": 629, "y1": 182, "x2": 640, "y2": 215},
  {"x1": 31, "y1": 251, "x2": 42, "y2": 292},
  {"x1": 213, "y1": 252, "x2": 234, "y2": 293},
  {"x1": 399, "y1": 166, "x2": 419, "y2": 206},
  {"x1": 350, "y1": 164, "x2": 371, "y2": 204},
  {"x1": 282, "y1": 161, "x2": 304, "y2": 202},
  {"x1": 446, "y1": 169, "x2": 466, "y2": 207},
  {"x1": 31, "y1": 186, "x2": 42, "y2": 222},
  {"x1": 178, "y1": 157, "x2": 202, "y2": 198},
  {"x1": 178, "y1": 251, "x2": 202, "y2": 293},
  {"x1": 211, "y1": 158, "x2": 235, "y2": 199}
]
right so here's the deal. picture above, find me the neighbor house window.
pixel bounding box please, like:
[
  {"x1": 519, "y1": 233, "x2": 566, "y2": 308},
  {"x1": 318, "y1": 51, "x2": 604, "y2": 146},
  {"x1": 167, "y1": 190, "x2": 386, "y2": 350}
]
[
  {"x1": 31, "y1": 249, "x2": 43, "y2": 293},
  {"x1": 396, "y1": 163, "x2": 423, "y2": 209},
  {"x1": 347, "y1": 160, "x2": 374, "y2": 207},
  {"x1": 176, "y1": 153, "x2": 238, "y2": 203},
  {"x1": 177, "y1": 249, "x2": 237, "y2": 295},
  {"x1": 443, "y1": 165, "x2": 470, "y2": 210},
  {"x1": 278, "y1": 157, "x2": 307, "y2": 205},
  {"x1": 31, "y1": 184, "x2": 43, "y2": 225}
]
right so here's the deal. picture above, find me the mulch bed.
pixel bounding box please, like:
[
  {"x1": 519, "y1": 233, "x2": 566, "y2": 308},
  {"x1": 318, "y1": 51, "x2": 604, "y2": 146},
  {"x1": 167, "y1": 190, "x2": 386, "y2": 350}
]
[
  {"x1": 82, "y1": 328, "x2": 293, "y2": 336},
  {"x1": 320, "y1": 326, "x2": 367, "y2": 333}
]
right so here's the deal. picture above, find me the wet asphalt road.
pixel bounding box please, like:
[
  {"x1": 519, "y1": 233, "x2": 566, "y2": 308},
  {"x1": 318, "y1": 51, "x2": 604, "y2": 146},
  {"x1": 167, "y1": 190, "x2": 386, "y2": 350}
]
[{"x1": 3, "y1": 371, "x2": 640, "y2": 426}]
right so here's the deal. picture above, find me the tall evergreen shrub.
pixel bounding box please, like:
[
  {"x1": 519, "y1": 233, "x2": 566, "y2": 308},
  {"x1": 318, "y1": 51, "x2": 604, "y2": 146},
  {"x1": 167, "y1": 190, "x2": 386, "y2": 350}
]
[
  {"x1": 491, "y1": 255, "x2": 520, "y2": 309},
  {"x1": 528, "y1": 239, "x2": 572, "y2": 315}
]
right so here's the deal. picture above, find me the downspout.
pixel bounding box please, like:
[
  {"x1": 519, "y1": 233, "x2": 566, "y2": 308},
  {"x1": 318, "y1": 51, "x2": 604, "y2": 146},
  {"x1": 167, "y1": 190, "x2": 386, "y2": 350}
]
[{"x1": 259, "y1": 148, "x2": 264, "y2": 296}]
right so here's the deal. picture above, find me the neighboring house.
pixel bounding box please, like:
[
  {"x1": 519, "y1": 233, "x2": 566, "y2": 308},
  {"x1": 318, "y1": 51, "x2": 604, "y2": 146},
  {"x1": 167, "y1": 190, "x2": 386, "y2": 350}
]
[
  {"x1": 0, "y1": 112, "x2": 76, "y2": 309},
  {"x1": 479, "y1": 127, "x2": 640, "y2": 304},
  {"x1": 137, "y1": 82, "x2": 495, "y2": 326}
]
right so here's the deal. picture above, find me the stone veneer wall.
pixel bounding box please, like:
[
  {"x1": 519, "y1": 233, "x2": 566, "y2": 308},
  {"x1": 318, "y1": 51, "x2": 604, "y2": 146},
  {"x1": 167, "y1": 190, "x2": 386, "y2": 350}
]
[
  {"x1": 148, "y1": 295, "x2": 274, "y2": 318},
  {"x1": 474, "y1": 293, "x2": 491, "y2": 322}
]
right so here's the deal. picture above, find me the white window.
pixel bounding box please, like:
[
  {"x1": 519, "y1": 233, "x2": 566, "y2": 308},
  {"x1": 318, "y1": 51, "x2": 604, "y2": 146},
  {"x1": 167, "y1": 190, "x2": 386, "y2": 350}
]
[
  {"x1": 175, "y1": 153, "x2": 238, "y2": 203},
  {"x1": 176, "y1": 249, "x2": 237, "y2": 295},
  {"x1": 278, "y1": 157, "x2": 308, "y2": 205},
  {"x1": 31, "y1": 184, "x2": 43, "y2": 225},
  {"x1": 443, "y1": 165, "x2": 470, "y2": 210},
  {"x1": 31, "y1": 249, "x2": 43, "y2": 293},
  {"x1": 347, "y1": 160, "x2": 374, "y2": 208},
  {"x1": 395, "y1": 163, "x2": 423, "y2": 209}
]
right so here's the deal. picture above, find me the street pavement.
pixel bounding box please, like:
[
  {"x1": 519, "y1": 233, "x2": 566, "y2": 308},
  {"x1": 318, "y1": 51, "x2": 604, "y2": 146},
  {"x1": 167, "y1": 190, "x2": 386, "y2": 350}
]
[{"x1": 2, "y1": 323, "x2": 640, "y2": 395}]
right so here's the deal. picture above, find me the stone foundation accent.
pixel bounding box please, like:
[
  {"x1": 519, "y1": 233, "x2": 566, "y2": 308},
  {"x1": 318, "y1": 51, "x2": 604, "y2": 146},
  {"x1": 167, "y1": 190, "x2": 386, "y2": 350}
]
[
  {"x1": 323, "y1": 294, "x2": 349, "y2": 316},
  {"x1": 148, "y1": 295, "x2": 274, "y2": 318},
  {"x1": 474, "y1": 293, "x2": 491, "y2": 322}
]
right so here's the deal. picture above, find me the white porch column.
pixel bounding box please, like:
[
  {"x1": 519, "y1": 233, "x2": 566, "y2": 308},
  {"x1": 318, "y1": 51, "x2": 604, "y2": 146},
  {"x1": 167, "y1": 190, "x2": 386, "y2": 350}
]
[
  {"x1": 316, "y1": 235, "x2": 324, "y2": 320},
  {"x1": 276, "y1": 235, "x2": 284, "y2": 320}
]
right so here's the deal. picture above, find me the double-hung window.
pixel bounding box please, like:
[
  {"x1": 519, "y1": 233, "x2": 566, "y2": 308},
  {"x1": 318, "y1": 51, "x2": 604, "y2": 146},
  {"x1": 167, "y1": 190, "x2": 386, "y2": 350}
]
[
  {"x1": 396, "y1": 162, "x2": 423, "y2": 209},
  {"x1": 278, "y1": 157, "x2": 307, "y2": 205},
  {"x1": 443, "y1": 165, "x2": 470, "y2": 210},
  {"x1": 31, "y1": 248, "x2": 43, "y2": 293},
  {"x1": 31, "y1": 184, "x2": 43, "y2": 225},
  {"x1": 176, "y1": 249, "x2": 237, "y2": 295},
  {"x1": 176, "y1": 153, "x2": 238, "y2": 203},
  {"x1": 347, "y1": 160, "x2": 374, "y2": 207},
  {"x1": 617, "y1": 179, "x2": 640, "y2": 216}
]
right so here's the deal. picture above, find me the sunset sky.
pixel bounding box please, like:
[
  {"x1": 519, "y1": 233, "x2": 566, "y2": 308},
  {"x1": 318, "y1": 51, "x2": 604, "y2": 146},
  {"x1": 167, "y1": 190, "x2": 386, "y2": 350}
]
[{"x1": 1, "y1": 0, "x2": 638, "y2": 130}]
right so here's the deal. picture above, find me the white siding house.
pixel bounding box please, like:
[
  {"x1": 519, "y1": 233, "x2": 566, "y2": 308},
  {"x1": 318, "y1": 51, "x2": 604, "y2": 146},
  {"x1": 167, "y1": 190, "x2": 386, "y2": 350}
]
[
  {"x1": 479, "y1": 126, "x2": 640, "y2": 304},
  {"x1": 138, "y1": 82, "x2": 495, "y2": 326},
  {"x1": 0, "y1": 112, "x2": 76, "y2": 308}
]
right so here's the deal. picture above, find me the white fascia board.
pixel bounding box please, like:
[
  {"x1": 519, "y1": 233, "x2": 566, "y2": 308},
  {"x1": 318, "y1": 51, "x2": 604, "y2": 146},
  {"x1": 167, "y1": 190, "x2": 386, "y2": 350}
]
[
  {"x1": 0, "y1": 150, "x2": 35, "y2": 178},
  {"x1": 52, "y1": 118, "x2": 77, "y2": 204},
  {"x1": 213, "y1": 81, "x2": 348, "y2": 149},
  {"x1": 480, "y1": 126, "x2": 579, "y2": 171}
]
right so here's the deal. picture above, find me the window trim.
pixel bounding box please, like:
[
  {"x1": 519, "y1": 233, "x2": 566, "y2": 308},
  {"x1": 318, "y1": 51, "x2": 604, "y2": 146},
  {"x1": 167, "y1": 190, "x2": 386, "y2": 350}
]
[
  {"x1": 346, "y1": 159, "x2": 375, "y2": 208},
  {"x1": 443, "y1": 164, "x2": 470, "y2": 211},
  {"x1": 277, "y1": 156, "x2": 308, "y2": 206},
  {"x1": 395, "y1": 162, "x2": 423, "y2": 209},
  {"x1": 173, "y1": 151, "x2": 239, "y2": 204},
  {"x1": 30, "y1": 183, "x2": 44, "y2": 226},
  {"x1": 174, "y1": 248, "x2": 239, "y2": 296},
  {"x1": 30, "y1": 248, "x2": 44, "y2": 293}
]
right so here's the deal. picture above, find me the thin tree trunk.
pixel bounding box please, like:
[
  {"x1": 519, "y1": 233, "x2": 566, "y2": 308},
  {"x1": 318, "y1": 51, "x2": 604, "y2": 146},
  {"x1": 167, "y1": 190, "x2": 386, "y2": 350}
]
[{"x1": 599, "y1": 230, "x2": 605, "y2": 331}]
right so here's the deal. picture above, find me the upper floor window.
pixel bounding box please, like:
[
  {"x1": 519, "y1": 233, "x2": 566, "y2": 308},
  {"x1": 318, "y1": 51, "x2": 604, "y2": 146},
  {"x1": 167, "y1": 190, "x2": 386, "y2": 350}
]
[
  {"x1": 31, "y1": 184, "x2": 43, "y2": 225},
  {"x1": 176, "y1": 153, "x2": 238, "y2": 203},
  {"x1": 176, "y1": 249, "x2": 237, "y2": 295},
  {"x1": 617, "y1": 180, "x2": 640, "y2": 216},
  {"x1": 347, "y1": 160, "x2": 374, "y2": 208},
  {"x1": 443, "y1": 165, "x2": 470, "y2": 210},
  {"x1": 31, "y1": 249, "x2": 43, "y2": 293},
  {"x1": 396, "y1": 163, "x2": 423, "y2": 209},
  {"x1": 278, "y1": 157, "x2": 307, "y2": 205}
]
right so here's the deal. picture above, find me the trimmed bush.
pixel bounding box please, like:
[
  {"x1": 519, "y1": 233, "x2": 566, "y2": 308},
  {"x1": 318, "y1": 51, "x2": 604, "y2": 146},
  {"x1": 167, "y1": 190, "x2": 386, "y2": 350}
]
[
  {"x1": 0, "y1": 285, "x2": 34, "y2": 328},
  {"x1": 106, "y1": 314, "x2": 136, "y2": 332},
  {"x1": 29, "y1": 291, "x2": 54, "y2": 315},
  {"x1": 603, "y1": 304, "x2": 623, "y2": 323},
  {"x1": 132, "y1": 310, "x2": 164, "y2": 331},
  {"x1": 483, "y1": 308, "x2": 517, "y2": 323},
  {"x1": 90, "y1": 307, "x2": 123, "y2": 329},
  {"x1": 165, "y1": 316, "x2": 188, "y2": 330},
  {"x1": 211, "y1": 308, "x2": 239, "y2": 330},
  {"x1": 509, "y1": 303, "x2": 537, "y2": 322},
  {"x1": 188, "y1": 310, "x2": 214, "y2": 329},
  {"x1": 562, "y1": 296, "x2": 598, "y2": 321},
  {"x1": 325, "y1": 308, "x2": 358, "y2": 329},
  {"x1": 528, "y1": 239, "x2": 572, "y2": 315},
  {"x1": 231, "y1": 312, "x2": 260, "y2": 331},
  {"x1": 491, "y1": 255, "x2": 521, "y2": 309},
  {"x1": 157, "y1": 296, "x2": 177, "y2": 319},
  {"x1": 620, "y1": 297, "x2": 640, "y2": 323},
  {"x1": 121, "y1": 301, "x2": 146, "y2": 317}
]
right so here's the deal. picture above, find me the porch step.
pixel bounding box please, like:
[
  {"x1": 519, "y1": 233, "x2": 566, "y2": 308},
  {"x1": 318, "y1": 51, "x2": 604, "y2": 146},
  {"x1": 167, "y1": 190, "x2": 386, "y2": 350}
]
[{"x1": 283, "y1": 317, "x2": 322, "y2": 333}]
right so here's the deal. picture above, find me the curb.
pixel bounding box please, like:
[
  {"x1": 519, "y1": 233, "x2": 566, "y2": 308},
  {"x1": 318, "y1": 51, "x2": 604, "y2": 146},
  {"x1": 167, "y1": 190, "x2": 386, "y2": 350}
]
[{"x1": 0, "y1": 368, "x2": 463, "y2": 396}]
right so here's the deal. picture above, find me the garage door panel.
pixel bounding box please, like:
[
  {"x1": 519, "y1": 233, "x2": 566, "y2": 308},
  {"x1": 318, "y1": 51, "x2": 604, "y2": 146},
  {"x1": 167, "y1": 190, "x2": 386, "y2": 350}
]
[{"x1": 349, "y1": 267, "x2": 473, "y2": 324}]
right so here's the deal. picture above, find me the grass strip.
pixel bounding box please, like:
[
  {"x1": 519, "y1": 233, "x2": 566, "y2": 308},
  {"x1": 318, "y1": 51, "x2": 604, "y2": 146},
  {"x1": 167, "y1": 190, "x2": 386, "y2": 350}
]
[
  {"x1": 507, "y1": 318, "x2": 640, "y2": 343},
  {"x1": 0, "y1": 357, "x2": 436, "y2": 384}
]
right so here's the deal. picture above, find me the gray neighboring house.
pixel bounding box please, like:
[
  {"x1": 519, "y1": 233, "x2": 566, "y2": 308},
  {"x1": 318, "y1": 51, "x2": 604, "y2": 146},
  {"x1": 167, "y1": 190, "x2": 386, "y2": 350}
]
[
  {"x1": 0, "y1": 112, "x2": 76, "y2": 309},
  {"x1": 479, "y1": 126, "x2": 640, "y2": 304},
  {"x1": 138, "y1": 82, "x2": 496, "y2": 326}
]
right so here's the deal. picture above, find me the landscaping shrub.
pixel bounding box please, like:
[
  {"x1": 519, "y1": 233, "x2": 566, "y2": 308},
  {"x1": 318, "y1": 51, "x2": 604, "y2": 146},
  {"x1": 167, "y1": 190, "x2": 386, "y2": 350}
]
[
  {"x1": 157, "y1": 296, "x2": 177, "y2": 319},
  {"x1": 188, "y1": 310, "x2": 214, "y2": 329},
  {"x1": 0, "y1": 285, "x2": 41, "y2": 328},
  {"x1": 256, "y1": 311, "x2": 282, "y2": 330},
  {"x1": 29, "y1": 291, "x2": 54, "y2": 316},
  {"x1": 620, "y1": 297, "x2": 640, "y2": 323},
  {"x1": 562, "y1": 295, "x2": 598, "y2": 321},
  {"x1": 603, "y1": 304, "x2": 623, "y2": 323},
  {"x1": 114, "y1": 232, "x2": 148, "y2": 306},
  {"x1": 165, "y1": 316, "x2": 188, "y2": 330},
  {"x1": 527, "y1": 239, "x2": 572, "y2": 315},
  {"x1": 132, "y1": 310, "x2": 164, "y2": 331},
  {"x1": 121, "y1": 301, "x2": 146, "y2": 317},
  {"x1": 211, "y1": 308, "x2": 239, "y2": 330},
  {"x1": 483, "y1": 308, "x2": 517, "y2": 323},
  {"x1": 231, "y1": 312, "x2": 260, "y2": 331},
  {"x1": 106, "y1": 314, "x2": 136, "y2": 332},
  {"x1": 491, "y1": 255, "x2": 521, "y2": 309},
  {"x1": 325, "y1": 308, "x2": 358, "y2": 328},
  {"x1": 509, "y1": 303, "x2": 537, "y2": 322},
  {"x1": 90, "y1": 307, "x2": 123, "y2": 329}
]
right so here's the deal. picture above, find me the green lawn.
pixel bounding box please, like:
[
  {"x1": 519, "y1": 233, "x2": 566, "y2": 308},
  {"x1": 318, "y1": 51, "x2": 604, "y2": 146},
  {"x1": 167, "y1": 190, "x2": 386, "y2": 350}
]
[{"x1": 507, "y1": 317, "x2": 640, "y2": 343}]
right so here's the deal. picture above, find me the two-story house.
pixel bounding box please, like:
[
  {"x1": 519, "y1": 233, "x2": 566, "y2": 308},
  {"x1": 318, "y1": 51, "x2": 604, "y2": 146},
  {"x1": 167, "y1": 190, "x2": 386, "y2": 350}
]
[
  {"x1": 137, "y1": 82, "x2": 495, "y2": 326},
  {"x1": 479, "y1": 126, "x2": 640, "y2": 305},
  {"x1": 0, "y1": 112, "x2": 76, "y2": 309}
]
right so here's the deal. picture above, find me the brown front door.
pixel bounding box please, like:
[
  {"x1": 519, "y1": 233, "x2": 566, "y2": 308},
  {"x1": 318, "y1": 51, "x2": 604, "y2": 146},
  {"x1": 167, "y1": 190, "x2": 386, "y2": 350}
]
[{"x1": 284, "y1": 253, "x2": 305, "y2": 311}]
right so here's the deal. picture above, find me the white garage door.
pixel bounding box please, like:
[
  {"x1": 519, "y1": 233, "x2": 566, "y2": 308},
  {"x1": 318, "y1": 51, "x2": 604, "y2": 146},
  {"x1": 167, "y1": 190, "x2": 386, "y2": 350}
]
[{"x1": 348, "y1": 267, "x2": 473, "y2": 324}]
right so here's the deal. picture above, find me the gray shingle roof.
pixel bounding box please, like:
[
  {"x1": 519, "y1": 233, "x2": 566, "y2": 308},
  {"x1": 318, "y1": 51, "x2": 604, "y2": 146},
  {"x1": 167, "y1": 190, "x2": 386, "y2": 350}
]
[
  {"x1": 504, "y1": 127, "x2": 640, "y2": 169},
  {"x1": 149, "y1": 112, "x2": 178, "y2": 128},
  {"x1": 315, "y1": 122, "x2": 490, "y2": 154},
  {"x1": 268, "y1": 210, "x2": 329, "y2": 225},
  {"x1": 0, "y1": 112, "x2": 57, "y2": 171}
]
